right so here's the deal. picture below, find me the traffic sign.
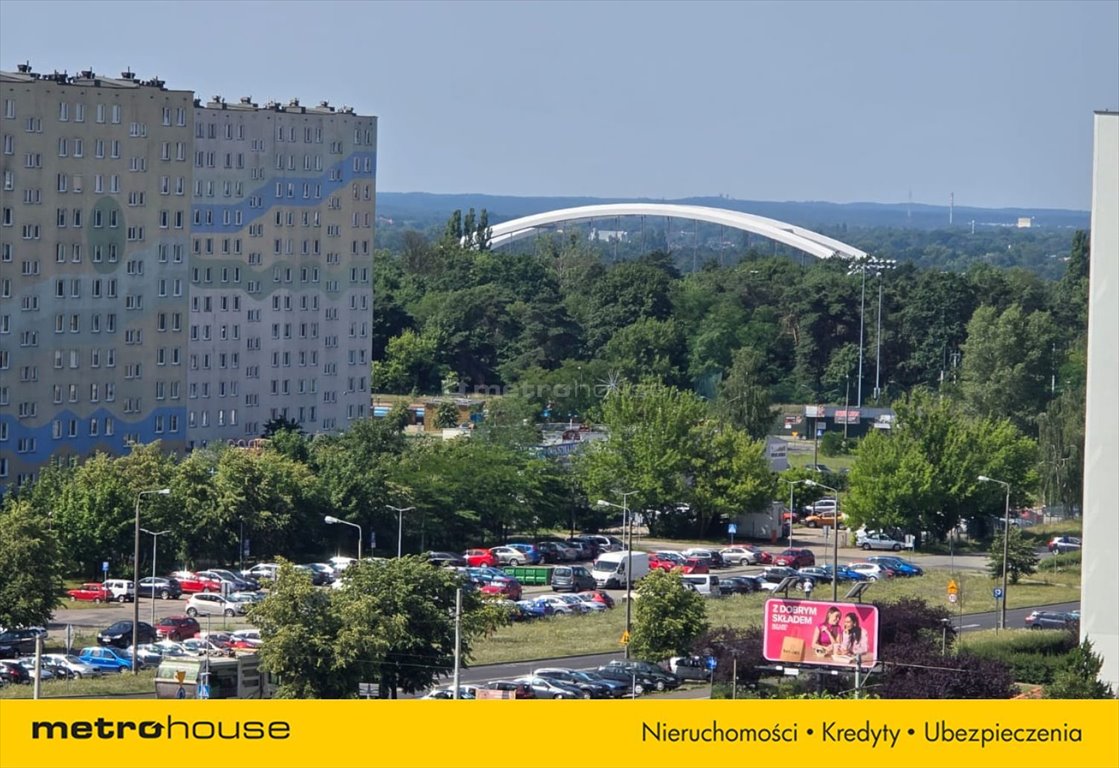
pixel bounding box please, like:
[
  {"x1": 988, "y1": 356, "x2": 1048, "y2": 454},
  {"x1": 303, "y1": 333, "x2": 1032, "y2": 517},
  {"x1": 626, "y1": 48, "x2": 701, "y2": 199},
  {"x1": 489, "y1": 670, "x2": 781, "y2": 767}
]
[
  {"x1": 728, "y1": 523, "x2": 738, "y2": 535},
  {"x1": 705, "y1": 656, "x2": 718, "y2": 671},
  {"x1": 101, "y1": 561, "x2": 109, "y2": 573},
  {"x1": 947, "y1": 579, "x2": 958, "y2": 596},
  {"x1": 993, "y1": 587, "x2": 1004, "y2": 599},
  {"x1": 175, "y1": 670, "x2": 186, "y2": 684},
  {"x1": 948, "y1": 593, "x2": 958, "y2": 604},
  {"x1": 197, "y1": 683, "x2": 210, "y2": 700},
  {"x1": 619, "y1": 630, "x2": 630, "y2": 645}
]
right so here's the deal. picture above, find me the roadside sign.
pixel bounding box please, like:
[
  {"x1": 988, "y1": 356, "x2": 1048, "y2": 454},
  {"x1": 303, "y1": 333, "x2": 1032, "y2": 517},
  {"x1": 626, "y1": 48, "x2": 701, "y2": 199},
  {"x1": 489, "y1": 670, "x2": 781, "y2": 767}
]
[
  {"x1": 993, "y1": 587, "x2": 1004, "y2": 599},
  {"x1": 175, "y1": 670, "x2": 186, "y2": 684},
  {"x1": 619, "y1": 630, "x2": 630, "y2": 645},
  {"x1": 727, "y1": 523, "x2": 738, "y2": 535},
  {"x1": 948, "y1": 593, "x2": 958, "y2": 604},
  {"x1": 197, "y1": 683, "x2": 210, "y2": 700},
  {"x1": 947, "y1": 579, "x2": 958, "y2": 596},
  {"x1": 101, "y1": 561, "x2": 109, "y2": 573},
  {"x1": 706, "y1": 656, "x2": 718, "y2": 671}
]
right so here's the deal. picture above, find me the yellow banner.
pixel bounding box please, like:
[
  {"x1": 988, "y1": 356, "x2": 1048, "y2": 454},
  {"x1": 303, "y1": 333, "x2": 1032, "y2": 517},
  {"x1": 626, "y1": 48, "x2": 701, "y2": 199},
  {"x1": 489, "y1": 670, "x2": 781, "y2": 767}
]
[{"x1": 1, "y1": 699, "x2": 1116, "y2": 768}]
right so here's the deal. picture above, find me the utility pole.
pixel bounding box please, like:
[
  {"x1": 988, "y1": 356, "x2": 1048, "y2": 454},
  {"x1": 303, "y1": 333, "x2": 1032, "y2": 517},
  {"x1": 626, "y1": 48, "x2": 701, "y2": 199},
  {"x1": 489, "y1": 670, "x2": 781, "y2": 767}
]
[{"x1": 452, "y1": 587, "x2": 462, "y2": 700}]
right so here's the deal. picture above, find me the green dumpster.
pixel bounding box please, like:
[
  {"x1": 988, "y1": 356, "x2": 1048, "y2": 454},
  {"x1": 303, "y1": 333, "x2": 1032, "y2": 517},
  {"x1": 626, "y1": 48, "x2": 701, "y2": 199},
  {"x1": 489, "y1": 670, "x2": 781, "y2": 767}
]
[{"x1": 503, "y1": 566, "x2": 553, "y2": 586}]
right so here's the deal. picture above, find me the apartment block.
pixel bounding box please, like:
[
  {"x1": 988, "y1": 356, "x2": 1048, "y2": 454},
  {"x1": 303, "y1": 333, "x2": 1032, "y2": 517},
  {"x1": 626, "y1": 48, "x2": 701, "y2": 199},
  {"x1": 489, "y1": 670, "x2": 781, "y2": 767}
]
[{"x1": 0, "y1": 65, "x2": 376, "y2": 489}]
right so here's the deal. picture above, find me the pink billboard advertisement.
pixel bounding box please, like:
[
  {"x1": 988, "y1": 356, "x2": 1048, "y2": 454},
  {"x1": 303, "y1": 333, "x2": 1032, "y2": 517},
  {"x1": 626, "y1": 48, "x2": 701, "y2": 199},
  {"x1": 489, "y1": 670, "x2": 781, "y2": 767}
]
[{"x1": 762, "y1": 598, "x2": 879, "y2": 668}]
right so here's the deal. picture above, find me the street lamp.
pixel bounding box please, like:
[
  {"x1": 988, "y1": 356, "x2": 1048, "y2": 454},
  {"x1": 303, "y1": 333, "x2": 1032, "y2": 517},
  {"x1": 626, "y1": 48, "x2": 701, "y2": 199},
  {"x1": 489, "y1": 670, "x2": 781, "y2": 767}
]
[
  {"x1": 871, "y1": 259, "x2": 896, "y2": 401},
  {"x1": 386, "y1": 505, "x2": 415, "y2": 558},
  {"x1": 139, "y1": 528, "x2": 170, "y2": 627},
  {"x1": 133, "y1": 487, "x2": 170, "y2": 673},
  {"x1": 596, "y1": 491, "x2": 638, "y2": 659},
  {"x1": 978, "y1": 475, "x2": 1011, "y2": 630},
  {"x1": 848, "y1": 256, "x2": 897, "y2": 407},
  {"x1": 782, "y1": 479, "x2": 808, "y2": 548},
  {"x1": 324, "y1": 515, "x2": 363, "y2": 561},
  {"x1": 804, "y1": 479, "x2": 840, "y2": 601}
]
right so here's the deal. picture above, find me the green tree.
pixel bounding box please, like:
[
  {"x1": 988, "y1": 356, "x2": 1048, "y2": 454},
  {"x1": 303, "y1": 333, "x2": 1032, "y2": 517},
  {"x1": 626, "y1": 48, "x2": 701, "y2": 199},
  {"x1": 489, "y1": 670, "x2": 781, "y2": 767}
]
[
  {"x1": 1045, "y1": 639, "x2": 1115, "y2": 699},
  {"x1": 630, "y1": 568, "x2": 709, "y2": 661},
  {"x1": 715, "y1": 347, "x2": 776, "y2": 439},
  {"x1": 0, "y1": 500, "x2": 62, "y2": 629},
  {"x1": 249, "y1": 561, "x2": 353, "y2": 698},
  {"x1": 690, "y1": 426, "x2": 776, "y2": 537},
  {"x1": 960, "y1": 303, "x2": 1059, "y2": 434},
  {"x1": 372, "y1": 328, "x2": 446, "y2": 394},
  {"x1": 434, "y1": 401, "x2": 459, "y2": 428},
  {"x1": 987, "y1": 526, "x2": 1040, "y2": 584}
]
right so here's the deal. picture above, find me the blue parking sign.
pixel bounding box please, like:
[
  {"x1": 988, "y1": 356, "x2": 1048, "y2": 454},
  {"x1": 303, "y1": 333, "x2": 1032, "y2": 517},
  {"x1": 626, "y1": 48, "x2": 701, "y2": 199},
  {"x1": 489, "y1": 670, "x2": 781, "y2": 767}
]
[
  {"x1": 727, "y1": 523, "x2": 737, "y2": 535},
  {"x1": 101, "y1": 561, "x2": 109, "y2": 573},
  {"x1": 706, "y1": 656, "x2": 718, "y2": 671},
  {"x1": 993, "y1": 587, "x2": 1004, "y2": 599}
]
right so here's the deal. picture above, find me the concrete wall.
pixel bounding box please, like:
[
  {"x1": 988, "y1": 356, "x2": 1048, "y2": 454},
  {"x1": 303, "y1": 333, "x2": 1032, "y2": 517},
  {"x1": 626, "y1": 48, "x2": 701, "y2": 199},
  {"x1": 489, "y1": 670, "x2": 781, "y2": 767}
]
[{"x1": 1081, "y1": 111, "x2": 1119, "y2": 690}]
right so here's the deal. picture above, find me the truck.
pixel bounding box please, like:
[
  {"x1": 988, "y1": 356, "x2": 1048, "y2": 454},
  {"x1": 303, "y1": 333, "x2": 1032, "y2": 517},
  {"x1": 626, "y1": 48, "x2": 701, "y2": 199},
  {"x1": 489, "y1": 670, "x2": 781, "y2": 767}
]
[
  {"x1": 737, "y1": 501, "x2": 791, "y2": 543},
  {"x1": 591, "y1": 551, "x2": 650, "y2": 589},
  {"x1": 154, "y1": 655, "x2": 274, "y2": 699}
]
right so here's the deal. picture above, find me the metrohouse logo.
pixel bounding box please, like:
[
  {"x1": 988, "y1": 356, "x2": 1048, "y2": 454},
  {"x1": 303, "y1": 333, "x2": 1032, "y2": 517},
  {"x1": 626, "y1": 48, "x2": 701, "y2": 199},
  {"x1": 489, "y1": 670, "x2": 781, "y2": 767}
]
[{"x1": 30, "y1": 716, "x2": 290, "y2": 741}]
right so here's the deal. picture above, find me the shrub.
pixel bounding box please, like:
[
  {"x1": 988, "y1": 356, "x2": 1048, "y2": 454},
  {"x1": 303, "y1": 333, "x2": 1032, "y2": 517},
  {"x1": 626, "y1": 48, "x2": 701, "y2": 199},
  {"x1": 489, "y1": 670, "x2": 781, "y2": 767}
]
[
  {"x1": 1038, "y1": 550, "x2": 1081, "y2": 571},
  {"x1": 965, "y1": 628, "x2": 1080, "y2": 685},
  {"x1": 1045, "y1": 639, "x2": 1116, "y2": 699}
]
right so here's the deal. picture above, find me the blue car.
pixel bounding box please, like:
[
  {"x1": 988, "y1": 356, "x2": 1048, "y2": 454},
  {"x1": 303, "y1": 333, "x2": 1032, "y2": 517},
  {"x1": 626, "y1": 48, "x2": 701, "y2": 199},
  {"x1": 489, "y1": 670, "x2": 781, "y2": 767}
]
[
  {"x1": 507, "y1": 543, "x2": 543, "y2": 565},
  {"x1": 77, "y1": 646, "x2": 137, "y2": 672},
  {"x1": 867, "y1": 555, "x2": 923, "y2": 576},
  {"x1": 514, "y1": 600, "x2": 553, "y2": 619}
]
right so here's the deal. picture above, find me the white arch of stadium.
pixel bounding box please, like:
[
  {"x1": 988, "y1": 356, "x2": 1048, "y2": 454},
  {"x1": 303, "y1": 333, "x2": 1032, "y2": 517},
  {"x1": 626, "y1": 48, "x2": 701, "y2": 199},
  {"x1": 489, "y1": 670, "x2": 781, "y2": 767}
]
[{"x1": 485, "y1": 203, "x2": 868, "y2": 261}]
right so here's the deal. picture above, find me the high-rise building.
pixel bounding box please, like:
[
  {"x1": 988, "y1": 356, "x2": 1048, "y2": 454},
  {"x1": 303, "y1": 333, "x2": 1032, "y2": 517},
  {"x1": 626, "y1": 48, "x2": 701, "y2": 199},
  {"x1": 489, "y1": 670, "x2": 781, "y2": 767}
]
[{"x1": 0, "y1": 65, "x2": 375, "y2": 490}]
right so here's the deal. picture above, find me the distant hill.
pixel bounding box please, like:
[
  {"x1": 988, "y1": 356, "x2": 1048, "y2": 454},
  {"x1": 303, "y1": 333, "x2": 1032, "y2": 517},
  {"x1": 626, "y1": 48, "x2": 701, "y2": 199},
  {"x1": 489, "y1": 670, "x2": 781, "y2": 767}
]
[{"x1": 377, "y1": 192, "x2": 1090, "y2": 232}]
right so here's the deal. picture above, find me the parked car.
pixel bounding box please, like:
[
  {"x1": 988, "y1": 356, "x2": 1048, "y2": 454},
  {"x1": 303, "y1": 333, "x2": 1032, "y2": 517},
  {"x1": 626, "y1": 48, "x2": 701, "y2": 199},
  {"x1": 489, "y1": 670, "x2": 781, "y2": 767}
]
[
  {"x1": 533, "y1": 667, "x2": 618, "y2": 698},
  {"x1": 97, "y1": 620, "x2": 157, "y2": 648},
  {"x1": 681, "y1": 548, "x2": 725, "y2": 568},
  {"x1": 295, "y1": 564, "x2": 334, "y2": 586},
  {"x1": 427, "y1": 551, "x2": 467, "y2": 568},
  {"x1": 507, "y1": 543, "x2": 544, "y2": 565},
  {"x1": 42, "y1": 654, "x2": 102, "y2": 679},
  {"x1": 721, "y1": 575, "x2": 763, "y2": 594},
  {"x1": 241, "y1": 563, "x2": 281, "y2": 581},
  {"x1": 0, "y1": 659, "x2": 31, "y2": 684},
  {"x1": 66, "y1": 582, "x2": 112, "y2": 603},
  {"x1": 512, "y1": 674, "x2": 585, "y2": 699},
  {"x1": 480, "y1": 578, "x2": 523, "y2": 601},
  {"x1": 488, "y1": 546, "x2": 529, "y2": 566},
  {"x1": 0, "y1": 628, "x2": 40, "y2": 656},
  {"x1": 170, "y1": 571, "x2": 222, "y2": 594},
  {"x1": 198, "y1": 569, "x2": 259, "y2": 592},
  {"x1": 155, "y1": 615, "x2": 201, "y2": 641},
  {"x1": 1025, "y1": 610, "x2": 1079, "y2": 630},
  {"x1": 78, "y1": 646, "x2": 136, "y2": 672},
  {"x1": 803, "y1": 510, "x2": 844, "y2": 529},
  {"x1": 845, "y1": 562, "x2": 894, "y2": 581},
  {"x1": 184, "y1": 593, "x2": 246, "y2": 617},
  {"x1": 773, "y1": 548, "x2": 816, "y2": 568},
  {"x1": 857, "y1": 531, "x2": 905, "y2": 551},
  {"x1": 533, "y1": 595, "x2": 584, "y2": 615},
  {"x1": 550, "y1": 565, "x2": 596, "y2": 592},
  {"x1": 866, "y1": 555, "x2": 923, "y2": 576},
  {"x1": 421, "y1": 685, "x2": 478, "y2": 699},
  {"x1": 719, "y1": 545, "x2": 769, "y2": 565},
  {"x1": 599, "y1": 660, "x2": 680, "y2": 691},
  {"x1": 1047, "y1": 536, "x2": 1082, "y2": 554},
  {"x1": 820, "y1": 564, "x2": 870, "y2": 582},
  {"x1": 566, "y1": 536, "x2": 602, "y2": 559},
  {"x1": 805, "y1": 497, "x2": 839, "y2": 514},
  {"x1": 583, "y1": 534, "x2": 624, "y2": 553},
  {"x1": 514, "y1": 600, "x2": 553, "y2": 620},
  {"x1": 463, "y1": 549, "x2": 498, "y2": 568},
  {"x1": 102, "y1": 579, "x2": 136, "y2": 603},
  {"x1": 649, "y1": 551, "x2": 686, "y2": 572},
  {"x1": 579, "y1": 590, "x2": 616, "y2": 609},
  {"x1": 137, "y1": 577, "x2": 182, "y2": 600},
  {"x1": 667, "y1": 656, "x2": 713, "y2": 681}
]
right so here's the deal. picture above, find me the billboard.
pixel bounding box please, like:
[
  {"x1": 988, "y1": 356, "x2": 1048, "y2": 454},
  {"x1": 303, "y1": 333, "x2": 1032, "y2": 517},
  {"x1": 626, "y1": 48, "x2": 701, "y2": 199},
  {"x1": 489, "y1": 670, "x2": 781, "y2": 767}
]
[
  {"x1": 834, "y1": 409, "x2": 861, "y2": 425},
  {"x1": 762, "y1": 598, "x2": 879, "y2": 668}
]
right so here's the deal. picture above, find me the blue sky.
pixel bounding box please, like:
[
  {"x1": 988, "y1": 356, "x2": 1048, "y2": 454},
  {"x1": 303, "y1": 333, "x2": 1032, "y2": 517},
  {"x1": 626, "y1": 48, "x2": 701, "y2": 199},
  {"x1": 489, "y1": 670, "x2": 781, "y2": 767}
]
[{"x1": 2, "y1": 0, "x2": 1116, "y2": 209}]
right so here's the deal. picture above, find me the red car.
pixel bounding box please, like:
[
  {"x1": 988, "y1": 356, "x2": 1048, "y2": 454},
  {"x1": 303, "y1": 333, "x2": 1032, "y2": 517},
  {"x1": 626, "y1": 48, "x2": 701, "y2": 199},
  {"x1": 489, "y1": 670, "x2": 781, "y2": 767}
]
[
  {"x1": 773, "y1": 548, "x2": 816, "y2": 568},
  {"x1": 155, "y1": 615, "x2": 201, "y2": 641},
  {"x1": 579, "y1": 590, "x2": 616, "y2": 609},
  {"x1": 464, "y1": 549, "x2": 498, "y2": 568},
  {"x1": 481, "y1": 578, "x2": 523, "y2": 601},
  {"x1": 169, "y1": 571, "x2": 221, "y2": 594},
  {"x1": 67, "y1": 582, "x2": 111, "y2": 603},
  {"x1": 681, "y1": 558, "x2": 709, "y2": 575},
  {"x1": 649, "y1": 552, "x2": 686, "y2": 572}
]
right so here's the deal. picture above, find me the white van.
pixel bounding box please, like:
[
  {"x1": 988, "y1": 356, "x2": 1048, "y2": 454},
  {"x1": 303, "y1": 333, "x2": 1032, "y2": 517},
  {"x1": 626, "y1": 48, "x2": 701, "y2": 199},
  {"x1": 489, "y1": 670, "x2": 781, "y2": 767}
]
[
  {"x1": 102, "y1": 579, "x2": 135, "y2": 603},
  {"x1": 680, "y1": 574, "x2": 721, "y2": 597},
  {"x1": 591, "y1": 551, "x2": 650, "y2": 589}
]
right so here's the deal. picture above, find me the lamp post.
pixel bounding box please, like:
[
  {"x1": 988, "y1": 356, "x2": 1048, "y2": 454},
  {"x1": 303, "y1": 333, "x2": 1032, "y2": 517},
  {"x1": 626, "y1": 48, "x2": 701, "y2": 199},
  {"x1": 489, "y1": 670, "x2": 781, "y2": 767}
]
[
  {"x1": 782, "y1": 479, "x2": 807, "y2": 548},
  {"x1": 848, "y1": 257, "x2": 897, "y2": 406},
  {"x1": 597, "y1": 491, "x2": 638, "y2": 659},
  {"x1": 133, "y1": 487, "x2": 170, "y2": 673},
  {"x1": 978, "y1": 475, "x2": 1011, "y2": 630},
  {"x1": 139, "y1": 528, "x2": 170, "y2": 627},
  {"x1": 805, "y1": 479, "x2": 840, "y2": 600},
  {"x1": 872, "y1": 261, "x2": 897, "y2": 400},
  {"x1": 324, "y1": 515, "x2": 363, "y2": 561},
  {"x1": 386, "y1": 505, "x2": 415, "y2": 558}
]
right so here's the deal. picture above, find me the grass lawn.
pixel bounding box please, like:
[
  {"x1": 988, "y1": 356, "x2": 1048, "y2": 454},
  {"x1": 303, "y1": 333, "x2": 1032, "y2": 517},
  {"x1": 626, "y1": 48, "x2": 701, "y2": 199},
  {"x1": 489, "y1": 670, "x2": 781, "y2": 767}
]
[
  {"x1": 469, "y1": 566, "x2": 1081, "y2": 666},
  {"x1": 0, "y1": 669, "x2": 156, "y2": 699}
]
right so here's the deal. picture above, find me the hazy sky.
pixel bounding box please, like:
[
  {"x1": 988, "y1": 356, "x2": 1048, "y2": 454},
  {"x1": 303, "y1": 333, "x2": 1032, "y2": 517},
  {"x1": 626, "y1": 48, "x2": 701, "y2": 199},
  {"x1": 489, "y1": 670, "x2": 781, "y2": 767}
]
[{"x1": 2, "y1": 1, "x2": 1116, "y2": 209}]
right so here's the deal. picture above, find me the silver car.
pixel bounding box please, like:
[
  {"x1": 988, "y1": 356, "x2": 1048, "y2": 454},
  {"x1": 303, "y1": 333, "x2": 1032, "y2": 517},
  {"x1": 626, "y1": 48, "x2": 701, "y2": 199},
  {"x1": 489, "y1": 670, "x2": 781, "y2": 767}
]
[
  {"x1": 42, "y1": 653, "x2": 103, "y2": 678},
  {"x1": 857, "y1": 531, "x2": 904, "y2": 551}
]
